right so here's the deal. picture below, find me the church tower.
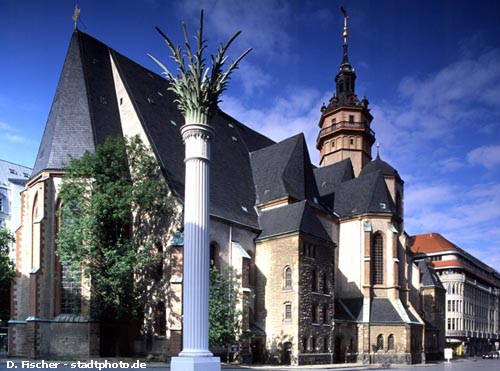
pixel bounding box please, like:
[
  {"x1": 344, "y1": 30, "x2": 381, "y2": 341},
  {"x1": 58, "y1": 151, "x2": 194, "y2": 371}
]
[{"x1": 316, "y1": 8, "x2": 375, "y2": 176}]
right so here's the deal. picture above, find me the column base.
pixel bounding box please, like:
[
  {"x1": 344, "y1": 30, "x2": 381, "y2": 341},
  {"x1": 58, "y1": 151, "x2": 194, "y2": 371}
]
[{"x1": 170, "y1": 356, "x2": 221, "y2": 371}]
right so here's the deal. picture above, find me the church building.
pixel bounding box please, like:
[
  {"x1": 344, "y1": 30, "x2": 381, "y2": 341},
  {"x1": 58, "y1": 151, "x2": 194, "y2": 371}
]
[{"x1": 9, "y1": 13, "x2": 439, "y2": 365}]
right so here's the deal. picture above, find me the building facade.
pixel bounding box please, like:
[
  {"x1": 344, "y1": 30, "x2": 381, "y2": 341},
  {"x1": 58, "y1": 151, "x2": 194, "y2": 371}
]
[
  {"x1": 0, "y1": 159, "x2": 32, "y2": 257},
  {"x1": 412, "y1": 233, "x2": 500, "y2": 356},
  {"x1": 10, "y1": 15, "x2": 433, "y2": 365}
]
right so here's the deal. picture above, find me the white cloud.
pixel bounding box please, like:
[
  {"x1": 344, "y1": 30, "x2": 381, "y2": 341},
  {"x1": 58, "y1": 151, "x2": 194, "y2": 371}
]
[
  {"x1": 0, "y1": 121, "x2": 27, "y2": 143},
  {"x1": 175, "y1": 0, "x2": 293, "y2": 59},
  {"x1": 374, "y1": 48, "x2": 500, "y2": 167},
  {"x1": 467, "y1": 145, "x2": 500, "y2": 169},
  {"x1": 235, "y1": 61, "x2": 273, "y2": 96},
  {"x1": 220, "y1": 87, "x2": 328, "y2": 165}
]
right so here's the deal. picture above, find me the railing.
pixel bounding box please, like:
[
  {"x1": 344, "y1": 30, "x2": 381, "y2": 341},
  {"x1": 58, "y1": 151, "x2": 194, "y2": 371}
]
[{"x1": 317, "y1": 121, "x2": 375, "y2": 141}]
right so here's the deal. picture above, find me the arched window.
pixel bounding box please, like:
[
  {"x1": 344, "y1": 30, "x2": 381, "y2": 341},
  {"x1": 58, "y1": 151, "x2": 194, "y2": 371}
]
[
  {"x1": 284, "y1": 266, "x2": 292, "y2": 289},
  {"x1": 31, "y1": 193, "x2": 40, "y2": 269},
  {"x1": 322, "y1": 272, "x2": 328, "y2": 294},
  {"x1": 372, "y1": 233, "x2": 384, "y2": 285},
  {"x1": 376, "y1": 334, "x2": 384, "y2": 351},
  {"x1": 284, "y1": 302, "x2": 292, "y2": 320},
  {"x1": 388, "y1": 334, "x2": 395, "y2": 351}
]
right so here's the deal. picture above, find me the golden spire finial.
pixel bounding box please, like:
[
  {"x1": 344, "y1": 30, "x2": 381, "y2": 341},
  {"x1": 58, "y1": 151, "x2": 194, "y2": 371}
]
[
  {"x1": 340, "y1": 6, "x2": 348, "y2": 44},
  {"x1": 72, "y1": 5, "x2": 81, "y2": 30}
]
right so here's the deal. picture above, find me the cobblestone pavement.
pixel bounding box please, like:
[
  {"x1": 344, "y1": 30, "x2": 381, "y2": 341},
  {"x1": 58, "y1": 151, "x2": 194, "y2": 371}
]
[{"x1": 1, "y1": 357, "x2": 498, "y2": 370}]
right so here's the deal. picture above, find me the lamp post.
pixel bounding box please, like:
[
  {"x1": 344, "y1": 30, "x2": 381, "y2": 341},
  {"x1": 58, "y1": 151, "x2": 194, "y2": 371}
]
[{"x1": 150, "y1": 10, "x2": 250, "y2": 371}]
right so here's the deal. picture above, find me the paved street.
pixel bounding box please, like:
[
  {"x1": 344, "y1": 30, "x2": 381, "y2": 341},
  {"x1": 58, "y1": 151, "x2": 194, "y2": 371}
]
[{"x1": 0, "y1": 357, "x2": 499, "y2": 371}]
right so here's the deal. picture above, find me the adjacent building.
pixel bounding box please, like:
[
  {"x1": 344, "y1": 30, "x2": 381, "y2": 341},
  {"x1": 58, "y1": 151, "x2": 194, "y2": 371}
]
[
  {"x1": 10, "y1": 15, "x2": 439, "y2": 365},
  {"x1": 0, "y1": 159, "x2": 32, "y2": 252},
  {"x1": 411, "y1": 233, "x2": 500, "y2": 356}
]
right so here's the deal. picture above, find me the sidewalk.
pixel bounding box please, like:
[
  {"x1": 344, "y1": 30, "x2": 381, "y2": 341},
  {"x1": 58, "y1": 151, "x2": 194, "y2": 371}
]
[{"x1": 0, "y1": 358, "x2": 370, "y2": 370}]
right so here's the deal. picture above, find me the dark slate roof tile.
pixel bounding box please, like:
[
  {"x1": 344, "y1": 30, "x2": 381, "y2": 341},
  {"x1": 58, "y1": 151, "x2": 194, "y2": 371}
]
[
  {"x1": 418, "y1": 260, "x2": 445, "y2": 290},
  {"x1": 334, "y1": 170, "x2": 396, "y2": 218},
  {"x1": 33, "y1": 31, "x2": 123, "y2": 177},
  {"x1": 370, "y1": 298, "x2": 404, "y2": 323},
  {"x1": 257, "y1": 200, "x2": 331, "y2": 241},
  {"x1": 360, "y1": 154, "x2": 403, "y2": 183},
  {"x1": 250, "y1": 134, "x2": 318, "y2": 205}
]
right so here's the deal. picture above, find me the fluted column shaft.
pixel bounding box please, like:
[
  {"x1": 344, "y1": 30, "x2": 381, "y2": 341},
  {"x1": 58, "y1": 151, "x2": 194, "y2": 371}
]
[{"x1": 179, "y1": 123, "x2": 215, "y2": 357}]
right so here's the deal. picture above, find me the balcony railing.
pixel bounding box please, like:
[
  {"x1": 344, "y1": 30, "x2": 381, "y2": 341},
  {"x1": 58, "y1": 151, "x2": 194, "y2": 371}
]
[{"x1": 317, "y1": 121, "x2": 375, "y2": 141}]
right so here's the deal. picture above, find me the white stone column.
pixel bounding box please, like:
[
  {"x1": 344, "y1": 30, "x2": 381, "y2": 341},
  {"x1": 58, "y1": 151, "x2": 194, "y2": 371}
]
[{"x1": 171, "y1": 123, "x2": 220, "y2": 371}]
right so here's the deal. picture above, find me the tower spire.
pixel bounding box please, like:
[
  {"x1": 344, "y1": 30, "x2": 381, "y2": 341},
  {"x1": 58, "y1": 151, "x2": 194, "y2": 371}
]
[
  {"x1": 339, "y1": 6, "x2": 352, "y2": 72},
  {"x1": 316, "y1": 7, "x2": 375, "y2": 175}
]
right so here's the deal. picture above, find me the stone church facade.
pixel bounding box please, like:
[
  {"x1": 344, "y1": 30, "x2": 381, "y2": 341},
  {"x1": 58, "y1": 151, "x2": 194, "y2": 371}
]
[{"x1": 9, "y1": 16, "x2": 443, "y2": 365}]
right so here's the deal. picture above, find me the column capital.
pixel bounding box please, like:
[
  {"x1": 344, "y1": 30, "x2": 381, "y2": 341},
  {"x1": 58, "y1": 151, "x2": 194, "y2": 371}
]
[{"x1": 181, "y1": 123, "x2": 215, "y2": 143}]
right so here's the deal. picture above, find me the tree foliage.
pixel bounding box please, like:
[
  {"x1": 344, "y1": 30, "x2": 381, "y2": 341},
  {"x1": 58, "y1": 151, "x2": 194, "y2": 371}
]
[
  {"x1": 149, "y1": 9, "x2": 251, "y2": 124},
  {"x1": 56, "y1": 136, "x2": 174, "y2": 321},
  {"x1": 209, "y1": 266, "x2": 241, "y2": 347},
  {"x1": 0, "y1": 227, "x2": 15, "y2": 323}
]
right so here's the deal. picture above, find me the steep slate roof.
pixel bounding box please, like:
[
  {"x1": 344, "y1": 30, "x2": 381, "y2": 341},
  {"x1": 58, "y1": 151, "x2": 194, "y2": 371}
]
[
  {"x1": 314, "y1": 159, "x2": 354, "y2": 211},
  {"x1": 334, "y1": 170, "x2": 396, "y2": 218},
  {"x1": 418, "y1": 261, "x2": 445, "y2": 290},
  {"x1": 33, "y1": 30, "x2": 274, "y2": 229},
  {"x1": 360, "y1": 154, "x2": 403, "y2": 183},
  {"x1": 257, "y1": 200, "x2": 331, "y2": 241},
  {"x1": 32, "y1": 29, "x2": 399, "y2": 232},
  {"x1": 250, "y1": 134, "x2": 319, "y2": 205},
  {"x1": 33, "y1": 31, "x2": 123, "y2": 176}
]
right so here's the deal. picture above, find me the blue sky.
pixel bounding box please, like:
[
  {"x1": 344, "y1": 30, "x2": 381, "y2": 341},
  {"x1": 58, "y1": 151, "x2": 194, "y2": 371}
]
[{"x1": 1, "y1": 0, "x2": 500, "y2": 271}]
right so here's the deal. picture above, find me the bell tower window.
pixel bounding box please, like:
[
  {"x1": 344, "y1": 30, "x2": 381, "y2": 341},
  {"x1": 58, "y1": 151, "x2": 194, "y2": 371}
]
[{"x1": 372, "y1": 232, "x2": 384, "y2": 285}]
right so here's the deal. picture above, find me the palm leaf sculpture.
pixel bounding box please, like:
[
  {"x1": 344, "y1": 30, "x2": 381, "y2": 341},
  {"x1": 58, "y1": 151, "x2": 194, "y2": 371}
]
[{"x1": 149, "y1": 10, "x2": 252, "y2": 125}]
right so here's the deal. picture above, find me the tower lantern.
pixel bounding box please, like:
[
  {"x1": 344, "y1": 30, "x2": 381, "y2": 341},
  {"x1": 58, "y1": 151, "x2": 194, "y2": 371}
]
[{"x1": 316, "y1": 7, "x2": 375, "y2": 176}]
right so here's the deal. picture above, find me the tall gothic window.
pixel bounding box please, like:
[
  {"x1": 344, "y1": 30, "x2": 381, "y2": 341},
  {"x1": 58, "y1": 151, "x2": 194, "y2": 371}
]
[
  {"x1": 60, "y1": 265, "x2": 82, "y2": 314},
  {"x1": 372, "y1": 233, "x2": 384, "y2": 285},
  {"x1": 55, "y1": 199, "x2": 82, "y2": 315},
  {"x1": 284, "y1": 267, "x2": 292, "y2": 289}
]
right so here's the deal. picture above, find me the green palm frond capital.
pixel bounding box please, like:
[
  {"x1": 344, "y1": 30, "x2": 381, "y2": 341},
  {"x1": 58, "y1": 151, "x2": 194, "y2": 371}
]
[{"x1": 149, "y1": 10, "x2": 251, "y2": 123}]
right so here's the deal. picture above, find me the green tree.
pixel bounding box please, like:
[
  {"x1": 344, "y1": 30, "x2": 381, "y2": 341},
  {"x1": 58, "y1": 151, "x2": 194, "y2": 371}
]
[
  {"x1": 0, "y1": 227, "x2": 15, "y2": 323},
  {"x1": 208, "y1": 266, "x2": 242, "y2": 347},
  {"x1": 56, "y1": 135, "x2": 174, "y2": 321}
]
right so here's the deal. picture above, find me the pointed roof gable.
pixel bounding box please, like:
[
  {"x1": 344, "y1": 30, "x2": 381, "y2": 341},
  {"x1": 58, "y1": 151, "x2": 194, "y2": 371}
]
[
  {"x1": 418, "y1": 260, "x2": 445, "y2": 290},
  {"x1": 250, "y1": 134, "x2": 318, "y2": 205},
  {"x1": 35, "y1": 30, "x2": 275, "y2": 228},
  {"x1": 334, "y1": 170, "x2": 396, "y2": 218},
  {"x1": 314, "y1": 158, "x2": 354, "y2": 197},
  {"x1": 33, "y1": 31, "x2": 123, "y2": 176},
  {"x1": 360, "y1": 154, "x2": 403, "y2": 183}
]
